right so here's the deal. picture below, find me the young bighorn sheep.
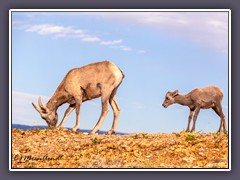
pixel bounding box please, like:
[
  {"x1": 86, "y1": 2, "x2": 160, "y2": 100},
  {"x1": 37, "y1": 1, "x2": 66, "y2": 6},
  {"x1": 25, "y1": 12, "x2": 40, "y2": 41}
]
[
  {"x1": 162, "y1": 86, "x2": 227, "y2": 132},
  {"x1": 32, "y1": 61, "x2": 124, "y2": 135}
]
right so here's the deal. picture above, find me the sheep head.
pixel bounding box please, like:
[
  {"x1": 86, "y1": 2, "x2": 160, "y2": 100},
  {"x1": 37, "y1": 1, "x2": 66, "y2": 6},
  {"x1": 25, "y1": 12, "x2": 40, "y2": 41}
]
[
  {"x1": 162, "y1": 90, "x2": 179, "y2": 108},
  {"x1": 32, "y1": 96, "x2": 58, "y2": 129}
]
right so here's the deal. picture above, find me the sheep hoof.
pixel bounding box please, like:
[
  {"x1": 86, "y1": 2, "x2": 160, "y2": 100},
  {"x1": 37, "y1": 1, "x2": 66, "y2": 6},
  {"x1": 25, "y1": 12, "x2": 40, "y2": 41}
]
[
  {"x1": 88, "y1": 130, "x2": 95, "y2": 135},
  {"x1": 107, "y1": 130, "x2": 115, "y2": 135}
]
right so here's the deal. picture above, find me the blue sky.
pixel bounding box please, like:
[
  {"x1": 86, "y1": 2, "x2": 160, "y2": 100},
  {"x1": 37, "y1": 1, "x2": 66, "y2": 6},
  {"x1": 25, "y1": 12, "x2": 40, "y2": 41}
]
[{"x1": 11, "y1": 10, "x2": 229, "y2": 133}]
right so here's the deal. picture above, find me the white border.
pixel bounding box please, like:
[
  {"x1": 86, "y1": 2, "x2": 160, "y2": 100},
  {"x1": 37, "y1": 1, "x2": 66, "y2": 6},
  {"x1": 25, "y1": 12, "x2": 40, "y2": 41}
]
[
  {"x1": 9, "y1": 9, "x2": 13, "y2": 172},
  {"x1": 9, "y1": 9, "x2": 231, "y2": 171},
  {"x1": 9, "y1": 9, "x2": 230, "y2": 11},
  {"x1": 228, "y1": 9, "x2": 231, "y2": 171}
]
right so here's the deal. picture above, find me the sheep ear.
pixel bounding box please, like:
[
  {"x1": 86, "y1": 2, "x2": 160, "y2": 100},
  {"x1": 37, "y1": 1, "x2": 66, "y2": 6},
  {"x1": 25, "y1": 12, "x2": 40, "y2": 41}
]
[{"x1": 172, "y1": 90, "x2": 179, "y2": 97}]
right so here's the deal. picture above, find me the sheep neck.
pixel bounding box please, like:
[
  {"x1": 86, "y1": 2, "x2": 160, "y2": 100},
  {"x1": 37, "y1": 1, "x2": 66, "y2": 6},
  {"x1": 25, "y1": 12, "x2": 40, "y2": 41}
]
[
  {"x1": 174, "y1": 94, "x2": 192, "y2": 107},
  {"x1": 46, "y1": 86, "x2": 68, "y2": 112}
]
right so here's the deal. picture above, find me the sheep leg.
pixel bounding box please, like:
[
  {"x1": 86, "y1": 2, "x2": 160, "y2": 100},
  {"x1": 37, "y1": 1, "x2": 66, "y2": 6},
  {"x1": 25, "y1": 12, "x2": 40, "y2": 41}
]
[
  {"x1": 222, "y1": 115, "x2": 227, "y2": 133},
  {"x1": 72, "y1": 97, "x2": 82, "y2": 132},
  {"x1": 89, "y1": 94, "x2": 110, "y2": 134},
  {"x1": 191, "y1": 106, "x2": 200, "y2": 132},
  {"x1": 107, "y1": 95, "x2": 120, "y2": 135},
  {"x1": 186, "y1": 109, "x2": 194, "y2": 132},
  {"x1": 212, "y1": 105, "x2": 227, "y2": 132},
  {"x1": 57, "y1": 104, "x2": 75, "y2": 129}
]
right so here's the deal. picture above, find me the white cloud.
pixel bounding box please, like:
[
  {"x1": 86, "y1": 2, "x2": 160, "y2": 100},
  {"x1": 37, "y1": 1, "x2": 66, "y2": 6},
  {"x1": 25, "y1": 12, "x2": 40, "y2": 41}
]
[
  {"x1": 26, "y1": 24, "x2": 65, "y2": 35},
  {"x1": 13, "y1": 91, "x2": 49, "y2": 105},
  {"x1": 97, "y1": 12, "x2": 229, "y2": 53},
  {"x1": 109, "y1": 45, "x2": 132, "y2": 51},
  {"x1": 100, "y1": 39, "x2": 122, "y2": 45},
  {"x1": 119, "y1": 45, "x2": 132, "y2": 51},
  {"x1": 25, "y1": 24, "x2": 86, "y2": 37},
  {"x1": 13, "y1": 11, "x2": 228, "y2": 53},
  {"x1": 12, "y1": 21, "x2": 31, "y2": 30},
  {"x1": 12, "y1": 91, "x2": 50, "y2": 126},
  {"x1": 81, "y1": 36, "x2": 101, "y2": 42},
  {"x1": 14, "y1": 22, "x2": 133, "y2": 52}
]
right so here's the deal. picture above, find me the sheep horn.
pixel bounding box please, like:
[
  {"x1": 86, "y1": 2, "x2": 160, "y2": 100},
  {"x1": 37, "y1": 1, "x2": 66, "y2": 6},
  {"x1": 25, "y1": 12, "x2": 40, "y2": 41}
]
[
  {"x1": 32, "y1": 102, "x2": 41, "y2": 113},
  {"x1": 38, "y1": 96, "x2": 46, "y2": 110}
]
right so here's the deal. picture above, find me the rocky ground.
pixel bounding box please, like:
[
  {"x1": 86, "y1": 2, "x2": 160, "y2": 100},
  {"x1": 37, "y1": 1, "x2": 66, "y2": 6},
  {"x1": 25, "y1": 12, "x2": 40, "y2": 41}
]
[{"x1": 11, "y1": 128, "x2": 229, "y2": 169}]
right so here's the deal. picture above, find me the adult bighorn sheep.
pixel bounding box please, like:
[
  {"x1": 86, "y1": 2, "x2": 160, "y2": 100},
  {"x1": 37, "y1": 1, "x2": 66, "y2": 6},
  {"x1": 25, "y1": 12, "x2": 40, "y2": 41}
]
[
  {"x1": 162, "y1": 86, "x2": 227, "y2": 132},
  {"x1": 32, "y1": 61, "x2": 124, "y2": 135}
]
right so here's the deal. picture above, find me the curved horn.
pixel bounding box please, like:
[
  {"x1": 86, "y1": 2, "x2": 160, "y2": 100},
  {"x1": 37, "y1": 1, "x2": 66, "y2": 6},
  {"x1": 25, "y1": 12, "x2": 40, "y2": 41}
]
[
  {"x1": 32, "y1": 102, "x2": 41, "y2": 113},
  {"x1": 38, "y1": 96, "x2": 46, "y2": 110}
]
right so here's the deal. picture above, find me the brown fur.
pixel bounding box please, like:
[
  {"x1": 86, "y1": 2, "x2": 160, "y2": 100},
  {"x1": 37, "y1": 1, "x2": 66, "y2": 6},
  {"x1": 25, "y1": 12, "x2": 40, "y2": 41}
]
[
  {"x1": 162, "y1": 86, "x2": 227, "y2": 132},
  {"x1": 32, "y1": 61, "x2": 124, "y2": 135}
]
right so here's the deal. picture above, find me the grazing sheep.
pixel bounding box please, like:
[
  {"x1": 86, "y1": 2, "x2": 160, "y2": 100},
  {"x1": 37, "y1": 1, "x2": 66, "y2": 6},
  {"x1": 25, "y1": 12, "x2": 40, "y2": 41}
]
[
  {"x1": 162, "y1": 86, "x2": 227, "y2": 132},
  {"x1": 32, "y1": 61, "x2": 124, "y2": 135}
]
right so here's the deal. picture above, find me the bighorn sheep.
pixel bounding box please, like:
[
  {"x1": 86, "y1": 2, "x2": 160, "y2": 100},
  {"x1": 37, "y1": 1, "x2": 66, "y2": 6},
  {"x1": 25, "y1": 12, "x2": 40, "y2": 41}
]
[
  {"x1": 162, "y1": 86, "x2": 227, "y2": 132},
  {"x1": 32, "y1": 61, "x2": 124, "y2": 135}
]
